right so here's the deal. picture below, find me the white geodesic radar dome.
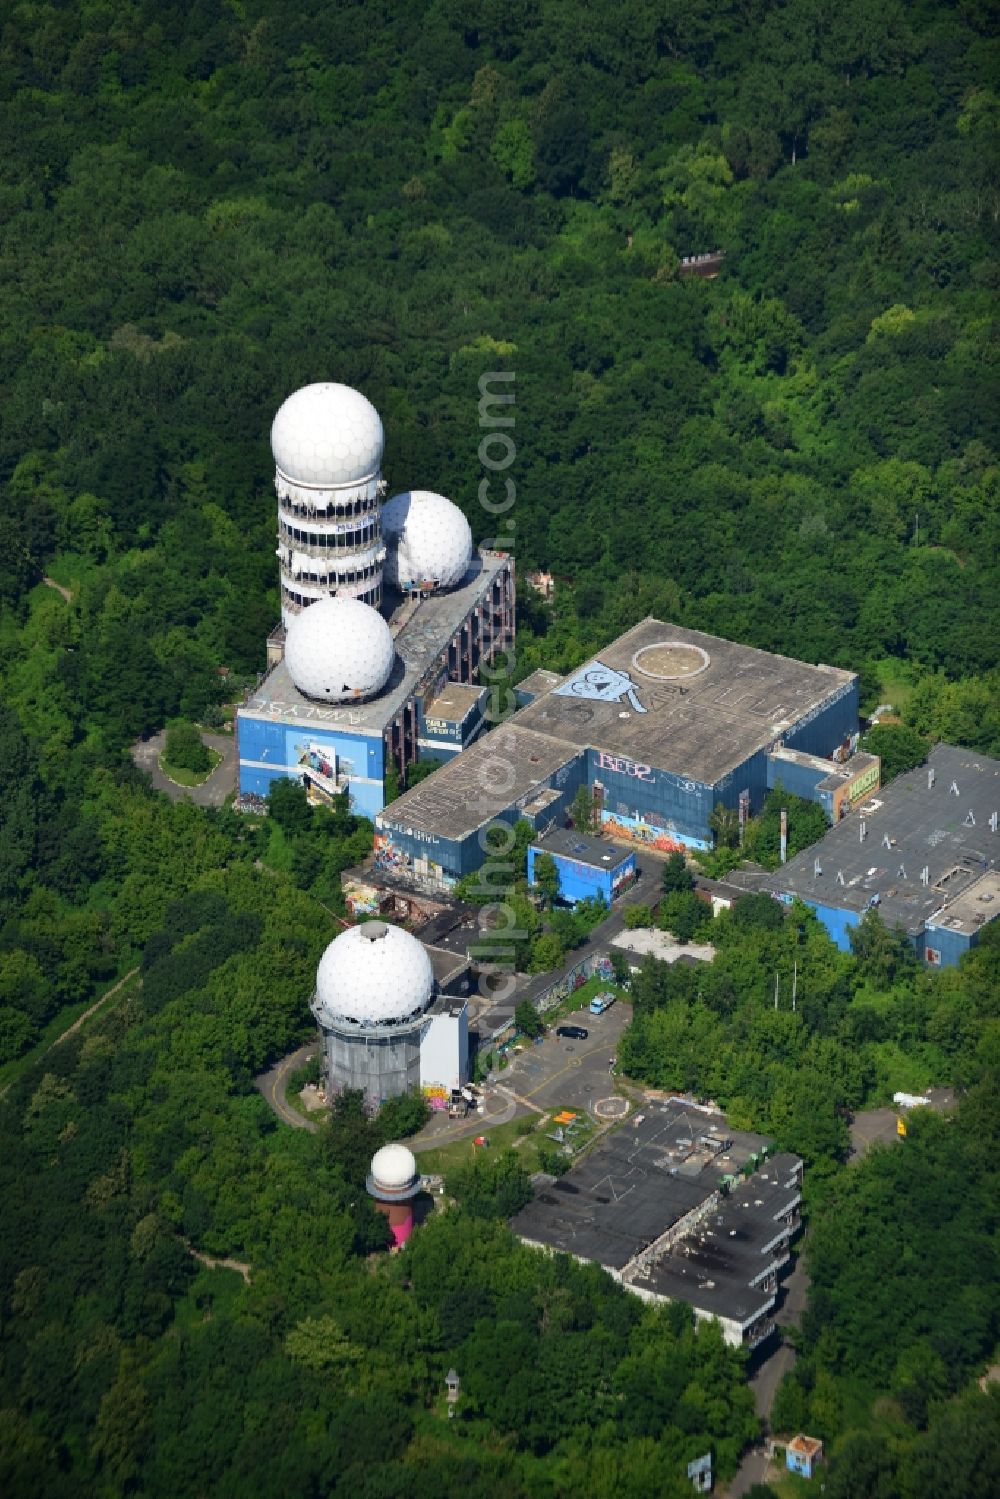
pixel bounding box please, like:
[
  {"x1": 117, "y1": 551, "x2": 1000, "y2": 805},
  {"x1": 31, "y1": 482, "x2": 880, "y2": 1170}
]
[
  {"x1": 315, "y1": 922, "x2": 435, "y2": 1028},
  {"x1": 370, "y1": 1143, "x2": 418, "y2": 1194},
  {"x1": 271, "y1": 382, "x2": 384, "y2": 487},
  {"x1": 382, "y1": 490, "x2": 473, "y2": 590},
  {"x1": 284, "y1": 596, "x2": 394, "y2": 701}
]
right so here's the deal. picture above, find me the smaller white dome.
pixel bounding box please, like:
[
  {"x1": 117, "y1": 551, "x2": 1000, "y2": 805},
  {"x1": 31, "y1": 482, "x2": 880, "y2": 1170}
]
[
  {"x1": 371, "y1": 1143, "x2": 418, "y2": 1193},
  {"x1": 271, "y1": 382, "x2": 384, "y2": 487},
  {"x1": 285, "y1": 596, "x2": 394, "y2": 702},
  {"x1": 315, "y1": 922, "x2": 435, "y2": 1027},
  {"x1": 383, "y1": 490, "x2": 473, "y2": 590}
]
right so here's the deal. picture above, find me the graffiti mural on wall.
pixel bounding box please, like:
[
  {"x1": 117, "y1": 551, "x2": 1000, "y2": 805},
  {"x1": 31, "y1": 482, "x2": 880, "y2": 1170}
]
[
  {"x1": 832, "y1": 758, "x2": 881, "y2": 819},
  {"x1": 297, "y1": 741, "x2": 337, "y2": 781},
  {"x1": 601, "y1": 813, "x2": 687, "y2": 854},
  {"x1": 373, "y1": 832, "x2": 411, "y2": 873},
  {"x1": 344, "y1": 879, "x2": 381, "y2": 916}
]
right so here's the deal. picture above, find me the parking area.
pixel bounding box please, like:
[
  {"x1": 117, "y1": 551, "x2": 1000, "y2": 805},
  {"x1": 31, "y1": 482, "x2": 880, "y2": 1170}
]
[
  {"x1": 410, "y1": 999, "x2": 634, "y2": 1153},
  {"x1": 494, "y1": 999, "x2": 632, "y2": 1115}
]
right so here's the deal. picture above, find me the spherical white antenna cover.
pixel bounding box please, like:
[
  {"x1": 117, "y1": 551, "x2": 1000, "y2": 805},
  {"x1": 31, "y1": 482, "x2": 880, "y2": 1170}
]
[
  {"x1": 315, "y1": 922, "x2": 435, "y2": 1027},
  {"x1": 370, "y1": 1143, "x2": 418, "y2": 1193},
  {"x1": 285, "y1": 596, "x2": 394, "y2": 702},
  {"x1": 382, "y1": 490, "x2": 473, "y2": 590},
  {"x1": 271, "y1": 383, "x2": 384, "y2": 487}
]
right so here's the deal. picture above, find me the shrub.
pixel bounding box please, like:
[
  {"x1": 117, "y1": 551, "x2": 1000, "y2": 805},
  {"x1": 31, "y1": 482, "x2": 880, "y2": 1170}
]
[{"x1": 164, "y1": 720, "x2": 211, "y2": 774}]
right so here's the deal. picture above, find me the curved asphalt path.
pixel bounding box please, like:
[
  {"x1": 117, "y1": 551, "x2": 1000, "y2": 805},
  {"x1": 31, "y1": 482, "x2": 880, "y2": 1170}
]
[
  {"x1": 255, "y1": 1042, "x2": 320, "y2": 1131},
  {"x1": 130, "y1": 729, "x2": 236, "y2": 807}
]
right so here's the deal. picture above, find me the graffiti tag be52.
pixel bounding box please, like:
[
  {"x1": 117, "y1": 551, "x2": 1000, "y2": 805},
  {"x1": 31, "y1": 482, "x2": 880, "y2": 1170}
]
[{"x1": 595, "y1": 749, "x2": 654, "y2": 782}]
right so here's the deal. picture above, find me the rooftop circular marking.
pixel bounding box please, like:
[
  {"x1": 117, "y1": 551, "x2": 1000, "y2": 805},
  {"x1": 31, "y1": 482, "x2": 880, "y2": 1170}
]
[{"x1": 632, "y1": 641, "x2": 711, "y2": 680}]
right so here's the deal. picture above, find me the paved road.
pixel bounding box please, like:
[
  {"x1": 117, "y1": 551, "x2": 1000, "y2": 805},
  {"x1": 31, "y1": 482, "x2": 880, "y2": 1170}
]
[
  {"x1": 411, "y1": 1083, "x2": 522, "y2": 1151},
  {"x1": 131, "y1": 729, "x2": 236, "y2": 807},
  {"x1": 727, "y1": 1241, "x2": 811, "y2": 1496},
  {"x1": 726, "y1": 1446, "x2": 774, "y2": 1497},
  {"x1": 255, "y1": 1042, "x2": 320, "y2": 1131}
]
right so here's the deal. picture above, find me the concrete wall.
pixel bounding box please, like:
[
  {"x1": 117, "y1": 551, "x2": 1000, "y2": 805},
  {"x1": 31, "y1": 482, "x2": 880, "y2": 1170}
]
[
  {"x1": 238, "y1": 714, "x2": 385, "y2": 819},
  {"x1": 320, "y1": 1023, "x2": 423, "y2": 1107}
]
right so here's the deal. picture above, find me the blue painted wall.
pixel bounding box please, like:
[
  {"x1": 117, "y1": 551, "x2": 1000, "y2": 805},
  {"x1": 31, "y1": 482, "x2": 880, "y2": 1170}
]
[
  {"x1": 238, "y1": 713, "x2": 385, "y2": 820},
  {"x1": 766, "y1": 755, "x2": 827, "y2": 803},
  {"x1": 589, "y1": 749, "x2": 715, "y2": 845},
  {"x1": 774, "y1": 892, "x2": 861, "y2": 952},
  {"x1": 922, "y1": 921, "x2": 975, "y2": 969},
  {"x1": 786, "y1": 1449, "x2": 818, "y2": 1479},
  {"x1": 415, "y1": 689, "x2": 485, "y2": 748},
  {"x1": 376, "y1": 751, "x2": 586, "y2": 883},
  {"x1": 774, "y1": 893, "x2": 984, "y2": 967},
  {"x1": 373, "y1": 678, "x2": 860, "y2": 883},
  {"x1": 712, "y1": 748, "x2": 769, "y2": 822},
  {"x1": 528, "y1": 844, "x2": 635, "y2": 905},
  {"x1": 374, "y1": 819, "x2": 474, "y2": 882},
  {"x1": 782, "y1": 679, "x2": 859, "y2": 759},
  {"x1": 520, "y1": 781, "x2": 576, "y2": 834}
]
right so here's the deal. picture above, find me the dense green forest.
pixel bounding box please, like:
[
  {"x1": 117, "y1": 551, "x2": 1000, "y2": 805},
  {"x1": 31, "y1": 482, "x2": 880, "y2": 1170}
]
[
  {"x1": 1, "y1": 1, "x2": 998, "y2": 1494},
  {"x1": 772, "y1": 1078, "x2": 1000, "y2": 1499},
  {"x1": 618, "y1": 901, "x2": 999, "y2": 1168},
  {"x1": 0, "y1": 884, "x2": 756, "y2": 1496}
]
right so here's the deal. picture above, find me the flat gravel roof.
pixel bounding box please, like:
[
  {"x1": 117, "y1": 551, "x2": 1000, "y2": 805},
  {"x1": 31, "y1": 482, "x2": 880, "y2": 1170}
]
[
  {"x1": 378, "y1": 725, "x2": 580, "y2": 840},
  {"x1": 512, "y1": 618, "x2": 855, "y2": 786}
]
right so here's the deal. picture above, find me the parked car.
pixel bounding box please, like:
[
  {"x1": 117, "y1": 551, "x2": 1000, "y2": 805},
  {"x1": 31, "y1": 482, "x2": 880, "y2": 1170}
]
[
  {"x1": 589, "y1": 991, "x2": 617, "y2": 1015},
  {"x1": 556, "y1": 1025, "x2": 589, "y2": 1040}
]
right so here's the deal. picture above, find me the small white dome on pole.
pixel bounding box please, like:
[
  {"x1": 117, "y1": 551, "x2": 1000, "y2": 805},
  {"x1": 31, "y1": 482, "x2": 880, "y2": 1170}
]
[
  {"x1": 383, "y1": 490, "x2": 473, "y2": 590},
  {"x1": 284, "y1": 596, "x2": 394, "y2": 701},
  {"x1": 369, "y1": 1143, "x2": 419, "y2": 1195}
]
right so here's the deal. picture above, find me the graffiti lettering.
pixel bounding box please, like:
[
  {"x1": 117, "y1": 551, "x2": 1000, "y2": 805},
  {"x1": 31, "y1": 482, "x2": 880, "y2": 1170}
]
[
  {"x1": 595, "y1": 749, "x2": 654, "y2": 782},
  {"x1": 380, "y1": 823, "x2": 440, "y2": 845}
]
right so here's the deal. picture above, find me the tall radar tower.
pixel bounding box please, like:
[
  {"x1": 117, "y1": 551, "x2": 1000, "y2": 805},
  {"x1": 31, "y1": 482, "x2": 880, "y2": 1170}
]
[{"x1": 271, "y1": 382, "x2": 386, "y2": 625}]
